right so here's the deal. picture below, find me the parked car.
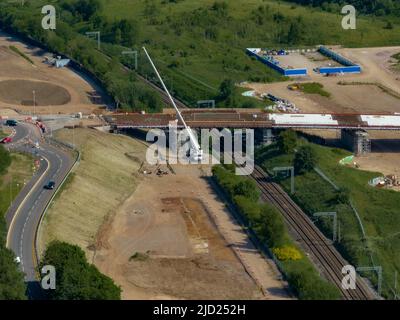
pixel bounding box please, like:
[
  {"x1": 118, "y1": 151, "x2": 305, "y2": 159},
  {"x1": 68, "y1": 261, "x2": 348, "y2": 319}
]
[
  {"x1": 0, "y1": 137, "x2": 12, "y2": 144},
  {"x1": 5, "y1": 119, "x2": 18, "y2": 126}
]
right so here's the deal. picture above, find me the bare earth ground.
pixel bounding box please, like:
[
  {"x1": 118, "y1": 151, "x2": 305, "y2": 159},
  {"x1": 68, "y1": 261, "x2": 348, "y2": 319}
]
[
  {"x1": 94, "y1": 163, "x2": 290, "y2": 300},
  {"x1": 39, "y1": 129, "x2": 289, "y2": 300},
  {"x1": 245, "y1": 46, "x2": 400, "y2": 114},
  {"x1": 355, "y1": 131, "x2": 400, "y2": 185},
  {"x1": 0, "y1": 31, "x2": 104, "y2": 115}
]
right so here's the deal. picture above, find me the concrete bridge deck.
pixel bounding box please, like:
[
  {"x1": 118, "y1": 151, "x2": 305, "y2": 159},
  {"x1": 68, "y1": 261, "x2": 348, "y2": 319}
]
[{"x1": 105, "y1": 109, "x2": 400, "y2": 130}]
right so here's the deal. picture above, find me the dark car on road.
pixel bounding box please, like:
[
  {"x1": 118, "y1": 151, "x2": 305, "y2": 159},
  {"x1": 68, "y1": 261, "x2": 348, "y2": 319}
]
[
  {"x1": 5, "y1": 119, "x2": 18, "y2": 126},
  {"x1": 44, "y1": 181, "x2": 56, "y2": 190}
]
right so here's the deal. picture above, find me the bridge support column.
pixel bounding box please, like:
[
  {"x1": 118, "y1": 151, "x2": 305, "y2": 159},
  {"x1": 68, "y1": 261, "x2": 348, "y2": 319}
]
[
  {"x1": 255, "y1": 128, "x2": 275, "y2": 146},
  {"x1": 341, "y1": 129, "x2": 371, "y2": 156}
]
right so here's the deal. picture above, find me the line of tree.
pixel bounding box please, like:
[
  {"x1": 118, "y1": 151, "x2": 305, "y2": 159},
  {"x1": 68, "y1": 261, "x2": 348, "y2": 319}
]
[{"x1": 212, "y1": 164, "x2": 341, "y2": 300}]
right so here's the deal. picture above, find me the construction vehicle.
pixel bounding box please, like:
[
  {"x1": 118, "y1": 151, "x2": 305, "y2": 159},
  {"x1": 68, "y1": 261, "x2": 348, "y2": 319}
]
[
  {"x1": 143, "y1": 47, "x2": 203, "y2": 162},
  {"x1": 288, "y1": 84, "x2": 300, "y2": 91}
]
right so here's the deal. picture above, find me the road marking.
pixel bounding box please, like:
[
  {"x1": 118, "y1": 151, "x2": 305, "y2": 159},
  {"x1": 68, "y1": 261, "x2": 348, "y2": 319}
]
[
  {"x1": 7, "y1": 122, "x2": 75, "y2": 281},
  {"x1": 6, "y1": 155, "x2": 51, "y2": 249}
]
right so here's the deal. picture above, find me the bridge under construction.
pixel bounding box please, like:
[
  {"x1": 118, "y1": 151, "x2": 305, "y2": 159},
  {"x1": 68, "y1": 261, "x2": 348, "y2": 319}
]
[
  {"x1": 106, "y1": 109, "x2": 400, "y2": 130},
  {"x1": 105, "y1": 109, "x2": 400, "y2": 156}
]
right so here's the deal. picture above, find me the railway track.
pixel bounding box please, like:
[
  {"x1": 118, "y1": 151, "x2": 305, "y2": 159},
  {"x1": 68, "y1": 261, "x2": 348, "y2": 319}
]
[
  {"x1": 135, "y1": 73, "x2": 189, "y2": 109},
  {"x1": 251, "y1": 165, "x2": 376, "y2": 300}
]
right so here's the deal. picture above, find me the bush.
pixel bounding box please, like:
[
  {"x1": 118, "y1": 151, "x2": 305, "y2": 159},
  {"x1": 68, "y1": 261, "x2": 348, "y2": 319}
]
[
  {"x1": 234, "y1": 195, "x2": 261, "y2": 221},
  {"x1": 273, "y1": 246, "x2": 302, "y2": 261},
  {"x1": 233, "y1": 179, "x2": 259, "y2": 202},
  {"x1": 294, "y1": 145, "x2": 316, "y2": 173},
  {"x1": 286, "y1": 266, "x2": 340, "y2": 300},
  {"x1": 257, "y1": 204, "x2": 287, "y2": 247},
  {"x1": 277, "y1": 130, "x2": 297, "y2": 154},
  {"x1": 0, "y1": 247, "x2": 26, "y2": 299}
]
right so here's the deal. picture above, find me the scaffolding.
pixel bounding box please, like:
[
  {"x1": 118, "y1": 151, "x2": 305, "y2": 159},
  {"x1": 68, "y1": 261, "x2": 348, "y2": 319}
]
[
  {"x1": 255, "y1": 128, "x2": 275, "y2": 146},
  {"x1": 341, "y1": 129, "x2": 371, "y2": 156}
]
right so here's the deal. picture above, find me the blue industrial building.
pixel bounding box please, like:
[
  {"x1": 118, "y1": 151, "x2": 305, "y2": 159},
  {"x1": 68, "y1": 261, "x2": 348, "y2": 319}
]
[
  {"x1": 316, "y1": 46, "x2": 362, "y2": 75},
  {"x1": 247, "y1": 48, "x2": 307, "y2": 77}
]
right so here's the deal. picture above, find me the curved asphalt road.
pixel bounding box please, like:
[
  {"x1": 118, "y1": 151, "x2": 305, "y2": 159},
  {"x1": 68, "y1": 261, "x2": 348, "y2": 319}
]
[{"x1": 3, "y1": 122, "x2": 74, "y2": 298}]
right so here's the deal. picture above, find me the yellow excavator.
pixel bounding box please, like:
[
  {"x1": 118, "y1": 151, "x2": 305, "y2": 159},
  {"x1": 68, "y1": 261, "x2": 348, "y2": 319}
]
[{"x1": 287, "y1": 84, "x2": 300, "y2": 91}]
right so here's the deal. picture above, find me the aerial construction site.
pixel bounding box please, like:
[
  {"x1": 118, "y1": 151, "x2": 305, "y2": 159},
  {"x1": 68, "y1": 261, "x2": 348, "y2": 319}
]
[{"x1": 0, "y1": 0, "x2": 399, "y2": 311}]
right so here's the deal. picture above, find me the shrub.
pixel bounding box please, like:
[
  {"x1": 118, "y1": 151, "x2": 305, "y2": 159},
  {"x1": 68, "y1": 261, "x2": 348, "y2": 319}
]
[
  {"x1": 277, "y1": 130, "x2": 297, "y2": 154},
  {"x1": 273, "y1": 246, "x2": 302, "y2": 261},
  {"x1": 294, "y1": 145, "x2": 316, "y2": 173}
]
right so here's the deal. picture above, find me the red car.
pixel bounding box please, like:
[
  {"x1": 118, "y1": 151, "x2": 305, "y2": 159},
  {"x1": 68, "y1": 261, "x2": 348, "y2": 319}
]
[{"x1": 0, "y1": 137, "x2": 12, "y2": 144}]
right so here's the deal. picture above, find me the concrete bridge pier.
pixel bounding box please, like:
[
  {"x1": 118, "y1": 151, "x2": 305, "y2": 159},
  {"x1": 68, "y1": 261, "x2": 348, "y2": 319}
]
[
  {"x1": 340, "y1": 129, "x2": 371, "y2": 156},
  {"x1": 255, "y1": 128, "x2": 276, "y2": 146}
]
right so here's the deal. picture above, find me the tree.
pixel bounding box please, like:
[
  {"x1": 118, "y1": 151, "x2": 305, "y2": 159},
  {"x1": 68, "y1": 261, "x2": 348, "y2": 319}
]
[
  {"x1": 233, "y1": 179, "x2": 259, "y2": 201},
  {"x1": 113, "y1": 28, "x2": 122, "y2": 45},
  {"x1": 277, "y1": 130, "x2": 297, "y2": 154},
  {"x1": 0, "y1": 247, "x2": 27, "y2": 300},
  {"x1": 334, "y1": 188, "x2": 350, "y2": 204},
  {"x1": 65, "y1": 0, "x2": 102, "y2": 21},
  {"x1": 287, "y1": 21, "x2": 301, "y2": 44},
  {"x1": 41, "y1": 241, "x2": 121, "y2": 300},
  {"x1": 117, "y1": 19, "x2": 140, "y2": 47},
  {"x1": 217, "y1": 79, "x2": 236, "y2": 106},
  {"x1": 294, "y1": 145, "x2": 317, "y2": 173},
  {"x1": 384, "y1": 21, "x2": 394, "y2": 29},
  {"x1": 257, "y1": 204, "x2": 286, "y2": 247},
  {"x1": 234, "y1": 195, "x2": 261, "y2": 221}
]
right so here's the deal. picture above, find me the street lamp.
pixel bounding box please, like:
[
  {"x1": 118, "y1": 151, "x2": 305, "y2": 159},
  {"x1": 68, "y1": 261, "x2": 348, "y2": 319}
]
[{"x1": 32, "y1": 90, "x2": 36, "y2": 117}]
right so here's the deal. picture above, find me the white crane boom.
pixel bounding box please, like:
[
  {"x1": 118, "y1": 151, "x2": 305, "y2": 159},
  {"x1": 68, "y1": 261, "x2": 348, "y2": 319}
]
[{"x1": 142, "y1": 47, "x2": 202, "y2": 159}]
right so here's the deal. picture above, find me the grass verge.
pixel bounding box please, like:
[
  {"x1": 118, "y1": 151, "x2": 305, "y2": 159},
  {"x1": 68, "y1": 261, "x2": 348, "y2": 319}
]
[
  {"x1": 298, "y1": 82, "x2": 331, "y2": 97},
  {"x1": 0, "y1": 153, "x2": 35, "y2": 217},
  {"x1": 39, "y1": 128, "x2": 147, "y2": 261}
]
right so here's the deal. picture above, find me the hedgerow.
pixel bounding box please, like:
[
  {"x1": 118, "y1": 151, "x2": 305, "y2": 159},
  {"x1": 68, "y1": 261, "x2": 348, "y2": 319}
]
[{"x1": 212, "y1": 164, "x2": 341, "y2": 300}]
